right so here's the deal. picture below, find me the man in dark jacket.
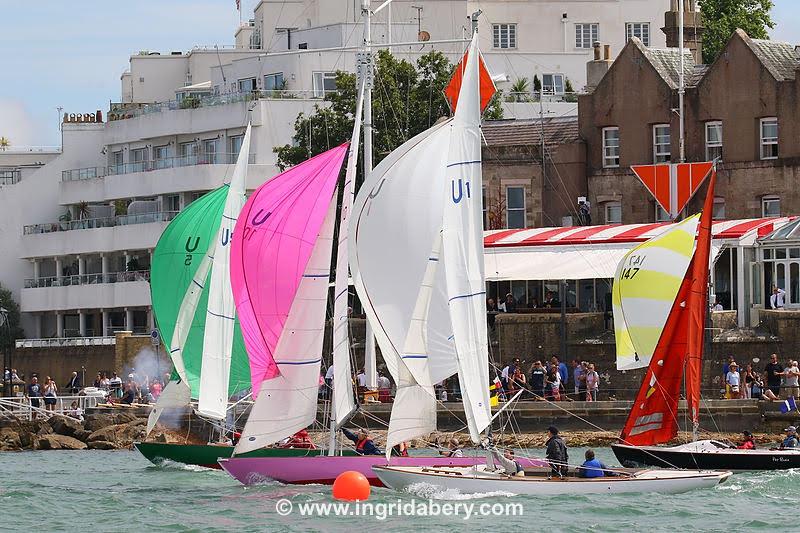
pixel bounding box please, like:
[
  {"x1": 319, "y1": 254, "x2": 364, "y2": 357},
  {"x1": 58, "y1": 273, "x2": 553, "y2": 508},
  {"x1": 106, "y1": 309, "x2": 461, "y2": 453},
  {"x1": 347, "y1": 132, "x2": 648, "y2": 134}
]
[
  {"x1": 66, "y1": 371, "x2": 81, "y2": 394},
  {"x1": 545, "y1": 425, "x2": 568, "y2": 478},
  {"x1": 342, "y1": 428, "x2": 382, "y2": 455}
]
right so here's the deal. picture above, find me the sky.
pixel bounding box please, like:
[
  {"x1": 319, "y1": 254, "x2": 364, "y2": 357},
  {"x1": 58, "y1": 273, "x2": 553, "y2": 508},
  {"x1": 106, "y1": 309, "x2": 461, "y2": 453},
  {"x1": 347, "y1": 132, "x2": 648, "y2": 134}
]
[{"x1": 1, "y1": 0, "x2": 799, "y2": 147}]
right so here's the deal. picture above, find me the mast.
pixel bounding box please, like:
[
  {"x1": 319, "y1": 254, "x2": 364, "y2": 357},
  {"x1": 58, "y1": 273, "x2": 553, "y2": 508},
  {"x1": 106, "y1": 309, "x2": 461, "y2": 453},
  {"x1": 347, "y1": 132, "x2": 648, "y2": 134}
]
[{"x1": 678, "y1": 0, "x2": 685, "y2": 163}]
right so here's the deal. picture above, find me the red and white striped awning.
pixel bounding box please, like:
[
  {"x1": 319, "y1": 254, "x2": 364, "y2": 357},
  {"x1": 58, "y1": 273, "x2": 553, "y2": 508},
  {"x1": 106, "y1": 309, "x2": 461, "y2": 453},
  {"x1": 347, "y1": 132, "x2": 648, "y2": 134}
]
[{"x1": 484, "y1": 217, "x2": 794, "y2": 281}]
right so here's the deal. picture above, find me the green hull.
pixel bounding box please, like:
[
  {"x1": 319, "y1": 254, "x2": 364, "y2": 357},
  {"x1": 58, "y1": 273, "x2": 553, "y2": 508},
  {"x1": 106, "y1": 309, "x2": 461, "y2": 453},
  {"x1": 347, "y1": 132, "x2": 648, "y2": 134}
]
[{"x1": 134, "y1": 442, "x2": 345, "y2": 469}]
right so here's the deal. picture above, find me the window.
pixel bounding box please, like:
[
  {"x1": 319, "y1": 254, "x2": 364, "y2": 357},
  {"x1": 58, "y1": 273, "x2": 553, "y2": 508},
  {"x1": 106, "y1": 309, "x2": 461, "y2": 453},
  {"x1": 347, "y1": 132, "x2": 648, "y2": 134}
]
[
  {"x1": 542, "y1": 73, "x2": 565, "y2": 95},
  {"x1": 506, "y1": 186, "x2": 526, "y2": 229},
  {"x1": 762, "y1": 195, "x2": 780, "y2": 217},
  {"x1": 655, "y1": 203, "x2": 670, "y2": 222},
  {"x1": 131, "y1": 147, "x2": 147, "y2": 172},
  {"x1": 760, "y1": 118, "x2": 778, "y2": 160},
  {"x1": 264, "y1": 72, "x2": 284, "y2": 92},
  {"x1": 625, "y1": 23, "x2": 650, "y2": 46},
  {"x1": 575, "y1": 23, "x2": 599, "y2": 49},
  {"x1": 713, "y1": 197, "x2": 726, "y2": 220},
  {"x1": 165, "y1": 194, "x2": 180, "y2": 212},
  {"x1": 237, "y1": 78, "x2": 257, "y2": 93},
  {"x1": 653, "y1": 124, "x2": 671, "y2": 163},
  {"x1": 202, "y1": 139, "x2": 218, "y2": 164},
  {"x1": 179, "y1": 142, "x2": 198, "y2": 166},
  {"x1": 706, "y1": 121, "x2": 723, "y2": 161},
  {"x1": 312, "y1": 72, "x2": 337, "y2": 98},
  {"x1": 229, "y1": 135, "x2": 244, "y2": 158},
  {"x1": 154, "y1": 145, "x2": 170, "y2": 169},
  {"x1": 492, "y1": 24, "x2": 517, "y2": 49},
  {"x1": 602, "y1": 127, "x2": 620, "y2": 168},
  {"x1": 111, "y1": 151, "x2": 123, "y2": 175},
  {"x1": 605, "y1": 201, "x2": 622, "y2": 224},
  {"x1": 298, "y1": 42, "x2": 308, "y2": 50}
]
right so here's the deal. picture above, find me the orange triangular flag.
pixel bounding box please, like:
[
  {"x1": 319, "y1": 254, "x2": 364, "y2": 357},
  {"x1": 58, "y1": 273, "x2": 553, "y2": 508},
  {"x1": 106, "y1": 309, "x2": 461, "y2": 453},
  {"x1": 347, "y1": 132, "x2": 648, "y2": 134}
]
[{"x1": 444, "y1": 50, "x2": 496, "y2": 114}]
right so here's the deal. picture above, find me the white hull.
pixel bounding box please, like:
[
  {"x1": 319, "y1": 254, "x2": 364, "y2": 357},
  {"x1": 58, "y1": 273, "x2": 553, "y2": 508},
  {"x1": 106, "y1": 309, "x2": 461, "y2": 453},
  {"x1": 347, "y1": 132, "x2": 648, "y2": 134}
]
[{"x1": 373, "y1": 465, "x2": 732, "y2": 496}]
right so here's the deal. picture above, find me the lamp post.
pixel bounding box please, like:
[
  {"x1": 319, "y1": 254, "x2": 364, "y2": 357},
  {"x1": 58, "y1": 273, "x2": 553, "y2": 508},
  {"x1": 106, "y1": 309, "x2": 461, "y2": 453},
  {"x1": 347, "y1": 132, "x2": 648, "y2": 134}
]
[{"x1": 0, "y1": 307, "x2": 10, "y2": 397}]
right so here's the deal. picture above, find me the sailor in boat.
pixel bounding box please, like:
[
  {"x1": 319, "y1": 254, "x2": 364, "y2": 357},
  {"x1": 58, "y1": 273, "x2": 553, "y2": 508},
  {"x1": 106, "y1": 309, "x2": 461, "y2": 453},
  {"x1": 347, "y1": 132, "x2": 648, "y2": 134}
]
[
  {"x1": 341, "y1": 428, "x2": 382, "y2": 455},
  {"x1": 438, "y1": 438, "x2": 463, "y2": 458},
  {"x1": 779, "y1": 426, "x2": 799, "y2": 450},
  {"x1": 484, "y1": 444, "x2": 524, "y2": 477},
  {"x1": 737, "y1": 431, "x2": 756, "y2": 450},
  {"x1": 577, "y1": 449, "x2": 615, "y2": 478},
  {"x1": 545, "y1": 426, "x2": 569, "y2": 478},
  {"x1": 279, "y1": 429, "x2": 316, "y2": 449}
]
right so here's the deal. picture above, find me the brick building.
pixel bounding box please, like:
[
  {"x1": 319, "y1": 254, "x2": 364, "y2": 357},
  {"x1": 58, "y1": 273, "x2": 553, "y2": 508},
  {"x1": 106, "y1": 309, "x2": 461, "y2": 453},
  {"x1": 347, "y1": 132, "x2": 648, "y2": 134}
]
[{"x1": 579, "y1": 29, "x2": 800, "y2": 225}]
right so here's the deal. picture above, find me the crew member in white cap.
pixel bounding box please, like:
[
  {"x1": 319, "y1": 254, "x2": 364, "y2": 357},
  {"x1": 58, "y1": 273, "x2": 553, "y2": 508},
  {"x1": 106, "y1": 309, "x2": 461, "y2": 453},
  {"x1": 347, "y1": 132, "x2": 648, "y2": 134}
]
[{"x1": 781, "y1": 426, "x2": 799, "y2": 449}]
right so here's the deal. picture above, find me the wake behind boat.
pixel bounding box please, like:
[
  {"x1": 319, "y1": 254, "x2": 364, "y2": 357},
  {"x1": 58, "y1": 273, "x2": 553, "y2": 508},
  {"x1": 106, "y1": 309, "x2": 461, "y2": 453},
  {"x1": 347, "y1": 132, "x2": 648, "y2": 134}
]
[
  {"x1": 372, "y1": 464, "x2": 732, "y2": 496},
  {"x1": 612, "y1": 440, "x2": 800, "y2": 471}
]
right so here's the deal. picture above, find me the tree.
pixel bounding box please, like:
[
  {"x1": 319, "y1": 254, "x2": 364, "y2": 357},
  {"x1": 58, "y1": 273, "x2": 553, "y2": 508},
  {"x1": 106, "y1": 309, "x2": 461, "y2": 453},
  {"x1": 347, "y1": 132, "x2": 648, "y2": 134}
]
[
  {"x1": 0, "y1": 137, "x2": 9, "y2": 151},
  {"x1": 0, "y1": 283, "x2": 25, "y2": 346},
  {"x1": 508, "y1": 77, "x2": 530, "y2": 102},
  {"x1": 700, "y1": 0, "x2": 775, "y2": 64},
  {"x1": 275, "y1": 49, "x2": 503, "y2": 174},
  {"x1": 533, "y1": 74, "x2": 542, "y2": 93}
]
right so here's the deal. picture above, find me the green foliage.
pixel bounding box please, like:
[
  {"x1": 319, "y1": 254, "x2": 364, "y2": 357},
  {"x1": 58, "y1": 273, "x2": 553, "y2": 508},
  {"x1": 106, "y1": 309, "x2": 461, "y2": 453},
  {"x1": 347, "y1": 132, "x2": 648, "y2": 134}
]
[
  {"x1": 699, "y1": 0, "x2": 775, "y2": 64},
  {"x1": 274, "y1": 50, "x2": 503, "y2": 174},
  {"x1": 565, "y1": 78, "x2": 574, "y2": 93},
  {"x1": 533, "y1": 74, "x2": 542, "y2": 92},
  {"x1": 0, "y1": 284, "x2": 24, "y2": 345},
  {"x1": 179, "y1": 95, "x2": 200, "y2": 109}
]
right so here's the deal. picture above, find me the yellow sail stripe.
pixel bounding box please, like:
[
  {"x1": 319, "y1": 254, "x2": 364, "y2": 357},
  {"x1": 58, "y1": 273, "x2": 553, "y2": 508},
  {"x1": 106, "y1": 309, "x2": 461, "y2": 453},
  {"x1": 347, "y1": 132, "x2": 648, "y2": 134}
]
[
  {"x1": 615, "y1": 326, "x2": 665, "y2": 354},
  {"x1": 612, "y1": 270, "x2": 684, "y2": 306}
]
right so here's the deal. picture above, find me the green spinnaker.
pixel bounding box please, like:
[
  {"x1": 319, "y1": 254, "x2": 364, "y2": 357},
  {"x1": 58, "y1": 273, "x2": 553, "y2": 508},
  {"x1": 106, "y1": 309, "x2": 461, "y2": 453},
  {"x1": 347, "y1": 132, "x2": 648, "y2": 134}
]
[{"x1": 150, "y1": 186, "x2": 251, "y2": 398}]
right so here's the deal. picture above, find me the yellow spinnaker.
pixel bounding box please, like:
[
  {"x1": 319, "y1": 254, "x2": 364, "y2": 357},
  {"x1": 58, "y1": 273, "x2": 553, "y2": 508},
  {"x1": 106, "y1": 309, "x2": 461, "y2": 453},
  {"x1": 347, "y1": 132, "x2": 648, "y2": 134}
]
[{"x1": 613, "y1": 215, "x2": 699, "y2": 370}]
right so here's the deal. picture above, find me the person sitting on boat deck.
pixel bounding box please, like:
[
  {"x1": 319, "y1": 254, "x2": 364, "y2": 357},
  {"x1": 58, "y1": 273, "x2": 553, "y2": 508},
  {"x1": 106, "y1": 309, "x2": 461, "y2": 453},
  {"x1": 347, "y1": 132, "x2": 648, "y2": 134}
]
[
  {"x1": 577, "y1": 449, "x2": 614, "y2": 478},
  {"x1": 392, "y1": 441, "x2": 409, "y2": 457},
  {"x1": 439, "y1": 438, "x2": 464, "y2": 458},
  {"x1": 341, "y1": 428, "x2": 382, "y2": 455},
  {"x1": 737, "y1": 430, "x2": 756, "y2": 450},
  {"x1": 545, "y1": 426, "x2": 569, "y2": 478},
  {"x1": 486, "y1": 446, "x2": 524, "y2": 477},
  {"x1": 280, "y1": 429, "x2": 316, "y2": 449},
  {"x1": 780, "y1": 426, "x2": 799, "y2": 449}
]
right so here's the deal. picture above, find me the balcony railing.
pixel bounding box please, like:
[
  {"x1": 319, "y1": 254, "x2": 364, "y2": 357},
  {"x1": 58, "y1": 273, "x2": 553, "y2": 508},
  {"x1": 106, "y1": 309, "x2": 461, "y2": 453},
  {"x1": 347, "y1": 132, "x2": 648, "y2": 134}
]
[
  {"x1": 0, "y1": 170, "x2": 22, "y2": 185},
  {"x1": 61, "y1": 166, "x2": 106, "y2": 181},
  {"x1": 23, "y1": 211, "x2": 177, "y2": 235},
  {"x1": 107, "y1": 152, "x2": 257, "y2": 176},
  {"x1": 15, "y1": 336, "x2": 116, "y2": 348},
  {"x1": 24, "y1": 270, "x2": 150, "y2": 289},
  {"x1": 108, "y1": 90, "x2": 322, "y2": 121}
]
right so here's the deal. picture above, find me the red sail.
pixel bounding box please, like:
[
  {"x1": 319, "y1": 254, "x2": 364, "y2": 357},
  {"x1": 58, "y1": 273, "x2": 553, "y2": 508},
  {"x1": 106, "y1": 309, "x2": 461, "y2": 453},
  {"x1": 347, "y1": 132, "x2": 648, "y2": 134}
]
[
  {"x1": 620, "y1": 169, "x2": 717, "y2": 446},
  {"x1": 686, "y1": 169, "x2": 717, "y2": 429}
]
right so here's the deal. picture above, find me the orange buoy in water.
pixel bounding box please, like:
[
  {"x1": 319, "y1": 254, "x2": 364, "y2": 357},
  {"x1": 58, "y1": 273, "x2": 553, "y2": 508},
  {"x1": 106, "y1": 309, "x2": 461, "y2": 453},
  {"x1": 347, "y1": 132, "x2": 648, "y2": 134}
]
[{"x1": 332, "y1": 470, "x2": 371, "y2": 501}]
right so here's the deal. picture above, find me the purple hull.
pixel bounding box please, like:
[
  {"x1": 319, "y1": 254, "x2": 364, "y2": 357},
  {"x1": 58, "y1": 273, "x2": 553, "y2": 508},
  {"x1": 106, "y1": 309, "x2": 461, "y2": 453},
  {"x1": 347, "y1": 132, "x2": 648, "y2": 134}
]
[{"x1": 219, "y1": 455, "x2": 546, "y2": 486}]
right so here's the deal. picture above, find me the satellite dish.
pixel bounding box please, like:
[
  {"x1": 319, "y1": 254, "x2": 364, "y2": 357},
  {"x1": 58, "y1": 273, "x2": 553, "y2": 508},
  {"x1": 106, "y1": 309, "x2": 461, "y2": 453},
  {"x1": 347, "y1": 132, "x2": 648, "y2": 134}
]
[{"x1": 418, "y1": 30, "x2": 431, "y2": 42}]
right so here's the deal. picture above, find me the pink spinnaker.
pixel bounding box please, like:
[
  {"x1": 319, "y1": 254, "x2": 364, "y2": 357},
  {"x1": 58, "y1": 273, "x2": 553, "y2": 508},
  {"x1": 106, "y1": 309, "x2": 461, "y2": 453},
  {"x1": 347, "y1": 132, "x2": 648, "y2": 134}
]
[{"x1": 230, "y1": 145, "x2": 348, "y2": 396}]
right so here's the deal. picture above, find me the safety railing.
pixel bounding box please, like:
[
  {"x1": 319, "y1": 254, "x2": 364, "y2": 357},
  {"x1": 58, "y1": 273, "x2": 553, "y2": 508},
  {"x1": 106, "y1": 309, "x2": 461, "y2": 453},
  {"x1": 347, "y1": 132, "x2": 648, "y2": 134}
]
[
  {"x1": 61, "y1": 166, "x2": 106, "y2": 181},
  {"x1": 106, "y1": 152, "x2": 256, "y2": 176},
  {"x1": 23, "y1": 211, "x2": 177, "y2": 235},
  {"x1": 23, "y1": 270, "x2": 150, "y2": 289},
  {"x1": 0, "y1": 170, "x2": 22, "y2": 185},
  {"x1": 0, "y1": 395, "x2": 101, "y2": 421},
  {"x1": 15, "y1": 337, "x2": 116, "y2": 348}
]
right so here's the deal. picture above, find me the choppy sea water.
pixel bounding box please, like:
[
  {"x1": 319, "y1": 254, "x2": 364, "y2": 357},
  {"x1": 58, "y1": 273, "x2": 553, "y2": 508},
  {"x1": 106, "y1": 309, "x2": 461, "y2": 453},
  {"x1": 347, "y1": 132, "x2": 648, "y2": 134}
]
[{"x1": 0, "y1": 447, "x2": 790, "y2": 532}]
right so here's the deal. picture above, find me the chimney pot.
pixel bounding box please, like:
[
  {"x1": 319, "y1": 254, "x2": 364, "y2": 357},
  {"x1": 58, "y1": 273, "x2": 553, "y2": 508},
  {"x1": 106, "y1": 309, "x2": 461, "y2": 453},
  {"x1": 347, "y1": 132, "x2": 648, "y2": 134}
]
[
  {"x1": 593, "y1": 41, "x2": 601, "y2": 60},
  {"x1": 603, "y1": 44, "x2": 611, "y2": 60}
]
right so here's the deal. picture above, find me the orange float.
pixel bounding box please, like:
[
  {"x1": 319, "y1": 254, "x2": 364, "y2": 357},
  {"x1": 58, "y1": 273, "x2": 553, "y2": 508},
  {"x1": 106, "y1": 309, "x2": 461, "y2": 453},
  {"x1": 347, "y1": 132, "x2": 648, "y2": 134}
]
[{"x1": 332, "y1": 470, "x2": 371, "y2": 501}]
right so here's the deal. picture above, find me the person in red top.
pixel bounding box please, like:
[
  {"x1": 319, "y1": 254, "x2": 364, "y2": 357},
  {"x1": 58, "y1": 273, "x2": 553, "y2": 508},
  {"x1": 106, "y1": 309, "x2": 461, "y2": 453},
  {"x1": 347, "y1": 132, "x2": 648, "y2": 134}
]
[
  {"x1": 280, "y1": 429, "x2": 316, "y2": 449},
  {"x1": 737, "y1": 430, "x2": 756, "y2": 450}
]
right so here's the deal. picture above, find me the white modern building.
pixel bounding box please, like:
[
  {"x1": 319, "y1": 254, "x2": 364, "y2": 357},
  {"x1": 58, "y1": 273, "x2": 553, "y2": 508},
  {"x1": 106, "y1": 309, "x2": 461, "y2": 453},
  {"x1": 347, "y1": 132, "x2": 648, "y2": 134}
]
[{"x1": 0, "y1": 0, "x2": 670, "y2": 341}]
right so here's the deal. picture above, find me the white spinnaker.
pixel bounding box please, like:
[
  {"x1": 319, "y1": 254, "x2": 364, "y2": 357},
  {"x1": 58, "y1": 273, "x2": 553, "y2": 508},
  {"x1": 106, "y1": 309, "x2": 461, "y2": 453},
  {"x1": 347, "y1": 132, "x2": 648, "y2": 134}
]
[
  {"x1": 441, "y1": 34, "x2": 492, "y2": 443},
  {"x1": 146, "y1": 380, "x2": 192, "y2": 435},
  {"x1": 364, "y1": 322, "x2": 378, "y2": 389},
  {"x1": 198, "y1": 124, "x2": 251, "y2": 419},
  {"x1": 332, "y1": 80, "x2": 365, "y2": 427},
  {"x1": 613, "y1": 215, "x2": 700, "y2": 370},
  {"x1": 350, "y1": 120, "x2": 458, "y2": 456},
  {"x1": 234, "y1": 200, "x2": 336, "y2": 454}
]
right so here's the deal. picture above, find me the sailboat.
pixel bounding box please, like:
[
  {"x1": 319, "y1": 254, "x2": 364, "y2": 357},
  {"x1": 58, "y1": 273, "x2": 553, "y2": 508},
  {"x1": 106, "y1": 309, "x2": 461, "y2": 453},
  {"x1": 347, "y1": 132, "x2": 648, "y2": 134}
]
[
  {"x1": 218, "y1": 32, "x2": 545, "y2": 487},
  {"x1": 610, "y1": 167, "x2": 800, "y2": 470},
  {"x1": 134, "y1": 125, "x2": 331, "y2": 467}
]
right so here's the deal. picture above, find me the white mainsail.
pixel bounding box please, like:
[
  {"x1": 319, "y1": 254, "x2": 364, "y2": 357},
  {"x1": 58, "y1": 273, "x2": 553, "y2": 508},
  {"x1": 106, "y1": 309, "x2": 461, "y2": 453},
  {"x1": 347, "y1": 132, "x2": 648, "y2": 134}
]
[
  {"x1": 441, "y1": 35, "x2": 492, "y2": 443},
  {"x1": 332, "y1": 80, "x2": 366, "y2": 427},
  {"x1": 197, "y1": 124, "x2": 251, "y2": 419},
  {"x1": 613, "y1": 214, "x2": 700, "y2": 370},
  {"x1": 234, "y1": 201, "x2": 337, "y2": 454}
]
